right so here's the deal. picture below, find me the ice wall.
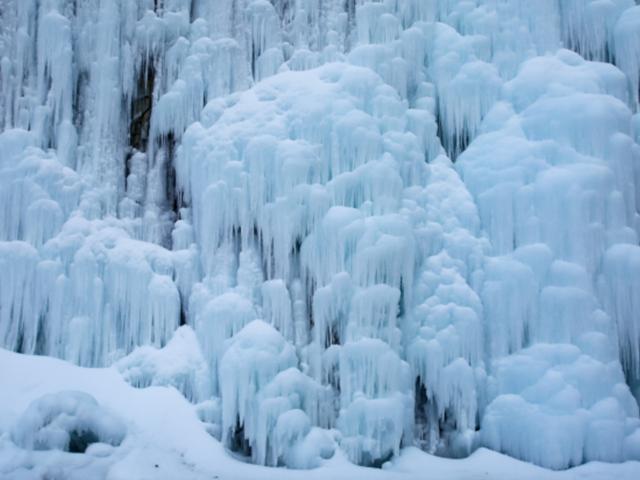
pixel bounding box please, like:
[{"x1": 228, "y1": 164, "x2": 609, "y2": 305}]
[{"x1": 1, "y1": 0, "x2": 640, "y2": 471}]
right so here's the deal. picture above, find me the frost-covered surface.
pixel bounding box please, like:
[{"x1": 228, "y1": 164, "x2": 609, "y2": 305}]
[{"x1": 1, "y1": 0, "x2": 640, "y2": 474}]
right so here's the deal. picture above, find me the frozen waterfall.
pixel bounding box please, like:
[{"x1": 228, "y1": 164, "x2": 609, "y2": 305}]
[{"x1": 1, "y1": 0, "x2": 640, "y2": 472}]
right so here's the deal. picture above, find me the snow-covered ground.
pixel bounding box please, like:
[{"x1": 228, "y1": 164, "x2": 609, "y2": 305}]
[{"x1": 0, "y1": 346, "x2": 638, "y2": 480}]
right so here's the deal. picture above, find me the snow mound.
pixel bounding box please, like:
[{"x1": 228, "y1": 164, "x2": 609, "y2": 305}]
[{"x1": 11, "y1": 391, "x2": 126, "y2": 453}]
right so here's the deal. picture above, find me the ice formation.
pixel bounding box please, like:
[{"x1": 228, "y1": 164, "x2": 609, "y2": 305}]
[
  {"x1": 116, "y1": 325, "x2": 211, "y2": 403},
  {"x1": 1, "y1": 0, "x2": 640, "y2": 472}
]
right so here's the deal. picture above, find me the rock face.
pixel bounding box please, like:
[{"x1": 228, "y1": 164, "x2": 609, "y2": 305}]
[{"x1": 1, "y1": 0, "x2": 640, "y2": 470}]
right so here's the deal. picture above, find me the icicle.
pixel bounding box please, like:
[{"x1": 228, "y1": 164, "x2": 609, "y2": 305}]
[
  {"x1": 614, "y1": 7, "x2": 640, "y2": 110},
  {"x1": 337, "y1": 339, "x2": 412, "y2": 466},
  {"x1": 219, "y1": 320, "x2": 297, "y2": 452},
  {"x1": 245, "y1": 1, "x2": 282, "y2": 80},
  {"x1": 601, "y1": 245, "x2": 640, "y2": 379},
  {"x1": 0, "y1": 241, "x2": 39, "y2": 353},
  {"x1": 261, "y1": 279, "x2": 294, "y2": 343},
  {"x1": 195, "y1": 291, "x2": 256, "y2": 395}
]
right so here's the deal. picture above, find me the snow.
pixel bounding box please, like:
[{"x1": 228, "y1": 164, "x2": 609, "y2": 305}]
[
  {"x1": 1, "y1": 348, "x2": 639, "y2": 479},
  {"x1": 11, "y1": 391, "x2": 126, "y2": 453},
  {"x1": 1, "y1": 0, "x2": 640, "y2": 476}
]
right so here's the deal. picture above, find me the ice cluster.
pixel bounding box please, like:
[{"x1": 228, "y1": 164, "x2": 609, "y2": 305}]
[
  {"x1": 116, "y1": 324, "x2": 211, "y2": 403},
  {"x1": 1, "y1": 0, "x2": 640, "y2": 471}
]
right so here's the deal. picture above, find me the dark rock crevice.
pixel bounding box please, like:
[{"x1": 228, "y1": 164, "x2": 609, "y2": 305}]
[{"x1": 129, "y1": 65, "x2": 155, "y2": 153}]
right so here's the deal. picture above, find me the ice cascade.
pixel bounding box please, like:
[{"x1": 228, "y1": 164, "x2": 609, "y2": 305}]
[{"x1": 1, "y1": 0, "x2": 640, "y2": 471}]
